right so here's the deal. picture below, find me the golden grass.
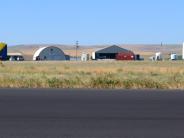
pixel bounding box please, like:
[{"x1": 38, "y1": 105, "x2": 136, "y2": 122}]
[{"x1": 0, "y1": 61, "x2": 184, "y2": 89}]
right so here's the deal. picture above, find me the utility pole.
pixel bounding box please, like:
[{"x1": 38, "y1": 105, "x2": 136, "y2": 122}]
[{"x1": 76, "y1": 41, "x2": 79, "y2": 61}]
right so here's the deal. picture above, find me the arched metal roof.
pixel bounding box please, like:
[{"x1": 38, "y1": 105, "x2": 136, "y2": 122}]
[
  {"x1": 33, "y1": 47, "x2": 47, "y2": 60},
  {"x1": 33, "y1": 46, "x2": 66, "y2": 61}
]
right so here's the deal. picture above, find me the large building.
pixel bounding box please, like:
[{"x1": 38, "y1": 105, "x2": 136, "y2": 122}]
[
  {"x1": 0, "y1": 43, "x2": 7, "y2": 60},
  {"x1": 92, "y1": 45, "x2": 135, "y2": 60},
  {"x1": 33, "y1": 46, "x2": 66, "y2": 61}
]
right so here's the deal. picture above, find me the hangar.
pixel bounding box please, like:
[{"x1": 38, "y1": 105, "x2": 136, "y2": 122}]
[
  {"x1": 92, "y1": 45, "x2": 135, "y2": 60},
  {"x1": 33, "y1": 46, "x2": 66, "y2": 61}
]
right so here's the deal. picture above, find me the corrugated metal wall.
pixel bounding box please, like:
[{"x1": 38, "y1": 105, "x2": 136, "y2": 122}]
[
  {"x1": 116, "y1": 52, "x2": 135, "y2": 60},
  {"x1": 0, "y1": 43, "x2": 7, "y2": 60}
]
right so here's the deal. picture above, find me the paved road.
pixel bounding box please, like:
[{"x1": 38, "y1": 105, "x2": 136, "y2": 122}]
[{"x1": 0, "y1": 89, "x2": 184, "y2": 138}]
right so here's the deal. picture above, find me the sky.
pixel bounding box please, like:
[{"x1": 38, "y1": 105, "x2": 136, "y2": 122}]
[{"x1": 0, "y1": 0, "x2": 184, "y2": 45}]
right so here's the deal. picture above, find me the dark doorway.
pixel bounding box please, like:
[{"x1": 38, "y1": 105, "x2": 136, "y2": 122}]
[{"x1": 98, "y1": 53, "x2": 116, "y2": 59}]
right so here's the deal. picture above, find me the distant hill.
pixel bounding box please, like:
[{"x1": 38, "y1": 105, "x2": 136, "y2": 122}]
[{"x1": 7, "y1": 44, "x2": 182, "y2": 60}]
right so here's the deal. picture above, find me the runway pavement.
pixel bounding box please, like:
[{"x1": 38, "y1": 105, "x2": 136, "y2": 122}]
[{"x1": 0, "y1": 89, "x2": 184, "y2": 138}]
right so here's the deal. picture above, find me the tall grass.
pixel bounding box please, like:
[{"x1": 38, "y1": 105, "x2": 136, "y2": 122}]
[{"x1": 0, "y1": 61, "x2": 184, "y2": 89}]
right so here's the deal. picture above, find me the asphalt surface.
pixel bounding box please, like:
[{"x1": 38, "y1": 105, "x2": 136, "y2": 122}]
[{"x1": 0, "y1": 89, "x2": 184, "y2": 138}]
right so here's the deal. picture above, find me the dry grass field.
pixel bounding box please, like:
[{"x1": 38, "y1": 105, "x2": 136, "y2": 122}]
[{"x1": 0, "y1": 61, "x2": 184, "y2": 89}]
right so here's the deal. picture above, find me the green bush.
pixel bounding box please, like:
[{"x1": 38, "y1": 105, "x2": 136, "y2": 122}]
[
  {"x1": 47, "y1": 78, "x2": 63, "y2": 88},
  {"x1": 123, "y1": 79, "x2": 166, "y2": 89},
  {"x1": 90, "y1": 74, "x2": 121, "y2": 88}
]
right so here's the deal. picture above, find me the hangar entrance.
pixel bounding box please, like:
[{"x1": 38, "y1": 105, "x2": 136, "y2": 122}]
[{"x1": 98, "y1": 53, "x2": 116, "y2": 59}]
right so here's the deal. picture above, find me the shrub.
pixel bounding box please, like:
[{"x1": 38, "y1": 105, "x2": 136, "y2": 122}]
[
  {"x1": 47, "y1": 78, "x2": 63, "y2": 88},
  {"x1": 123, "y1": 79, "x2": 166, "y2": 89},
  {"x1": 90, "y1": 73, "x2": 121, "y2": 88}
]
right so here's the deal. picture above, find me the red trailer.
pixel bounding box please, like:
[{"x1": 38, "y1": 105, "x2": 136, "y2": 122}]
[{"x1": 116, "y1": 52, "x2": 135, "y2": 60}]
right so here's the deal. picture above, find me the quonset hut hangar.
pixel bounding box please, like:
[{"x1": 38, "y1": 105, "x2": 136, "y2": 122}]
[
  {"x1": 33, "y1": 46, "x2": 67, "y2": 61},
  {"x1": 92, "y1": 45, "x2": 138, "y2": 60}
]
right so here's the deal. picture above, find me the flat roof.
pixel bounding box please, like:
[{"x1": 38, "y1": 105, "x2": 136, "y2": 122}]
[{"x1": 8, "y1": 53, "x2": 23, "y2": 56}]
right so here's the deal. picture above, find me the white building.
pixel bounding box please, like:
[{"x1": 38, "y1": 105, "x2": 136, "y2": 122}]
[
  {"x1": 92, "y1": 52, "x2": 96, "y2": 60},
  {"x1": 155, "y1": 52, "x2": 163, "y2": 61},
  {"x1": 33, "y1": 46, "x2": 66, "y2": 61},
  {"x1": 81, "y1": 53, "x2": 90, "y2": 61},
  {"x1": 171, "y1": 53, "x2": 178, "y2": 60},
  {"x1": 8, "y1": 53, "x2": 24, "y2": 61}
]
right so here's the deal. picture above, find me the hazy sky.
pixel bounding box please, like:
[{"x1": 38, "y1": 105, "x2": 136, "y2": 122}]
[{"x1": 0, "y1": 0, "x2": 184, "y2": 45}]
